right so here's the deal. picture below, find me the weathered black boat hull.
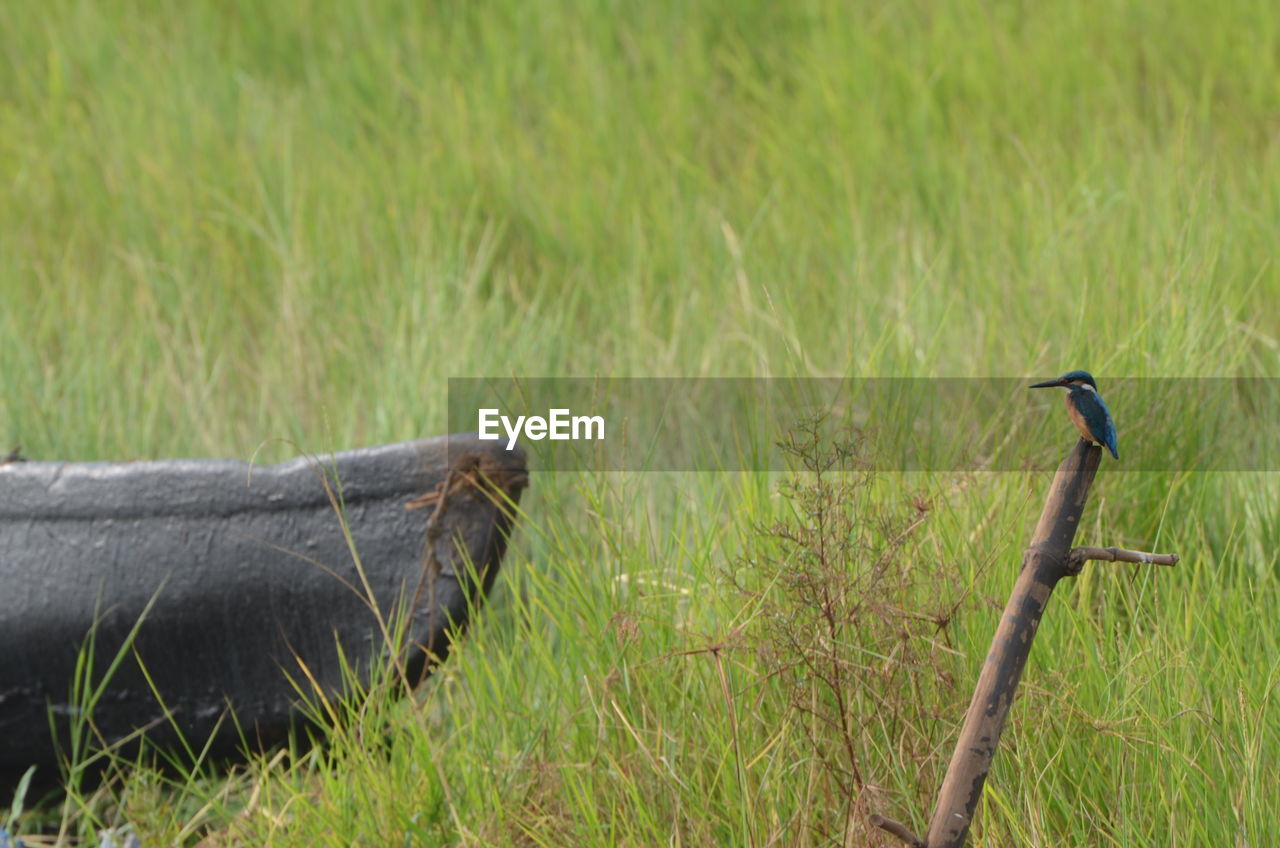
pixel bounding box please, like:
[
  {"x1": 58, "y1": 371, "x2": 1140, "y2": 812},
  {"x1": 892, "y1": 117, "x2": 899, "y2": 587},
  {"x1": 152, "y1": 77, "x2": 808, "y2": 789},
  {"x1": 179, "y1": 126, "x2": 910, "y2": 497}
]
[{"x1": 0, "y1": 436, "x2": 525, "y2": 791}]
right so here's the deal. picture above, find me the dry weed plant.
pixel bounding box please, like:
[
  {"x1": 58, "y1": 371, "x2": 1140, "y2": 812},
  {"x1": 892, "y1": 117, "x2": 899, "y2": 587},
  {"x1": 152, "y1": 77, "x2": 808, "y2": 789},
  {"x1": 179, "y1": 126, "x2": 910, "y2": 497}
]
[{"x1": 730, "y1": 418, "x2": 971, "y2": 843}]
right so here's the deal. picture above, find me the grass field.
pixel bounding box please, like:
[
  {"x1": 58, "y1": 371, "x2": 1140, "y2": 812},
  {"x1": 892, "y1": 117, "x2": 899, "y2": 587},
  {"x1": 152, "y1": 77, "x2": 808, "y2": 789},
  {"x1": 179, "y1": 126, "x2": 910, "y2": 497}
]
[{"x1": 2, "y1": 0, "x2": 1278, "y2": 844}]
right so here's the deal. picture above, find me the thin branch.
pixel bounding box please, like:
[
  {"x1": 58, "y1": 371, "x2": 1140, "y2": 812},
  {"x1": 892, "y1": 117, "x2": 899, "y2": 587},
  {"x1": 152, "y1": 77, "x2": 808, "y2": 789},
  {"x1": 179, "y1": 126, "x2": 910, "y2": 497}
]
[
  {"x1": 868, "y1": 814, "x2": 924, "y2": 847},
  {"x1": 1067, "y1": 545, "x2": 1180, "y2": 574}
]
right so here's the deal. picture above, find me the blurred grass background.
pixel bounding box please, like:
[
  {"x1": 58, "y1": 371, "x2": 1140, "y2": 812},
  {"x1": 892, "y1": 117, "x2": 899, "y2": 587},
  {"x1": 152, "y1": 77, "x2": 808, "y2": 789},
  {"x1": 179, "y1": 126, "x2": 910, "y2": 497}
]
[{"x1": 1, "y1": 0, "x2": 1277, "y2": 844}]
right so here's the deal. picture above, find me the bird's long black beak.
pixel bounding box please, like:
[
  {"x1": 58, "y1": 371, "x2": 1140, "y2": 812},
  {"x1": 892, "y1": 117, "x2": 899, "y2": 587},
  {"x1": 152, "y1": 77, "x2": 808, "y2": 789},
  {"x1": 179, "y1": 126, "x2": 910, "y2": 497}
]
[{"x1": 1028, "y1": 378, "x2": 1064, "y2": 389}]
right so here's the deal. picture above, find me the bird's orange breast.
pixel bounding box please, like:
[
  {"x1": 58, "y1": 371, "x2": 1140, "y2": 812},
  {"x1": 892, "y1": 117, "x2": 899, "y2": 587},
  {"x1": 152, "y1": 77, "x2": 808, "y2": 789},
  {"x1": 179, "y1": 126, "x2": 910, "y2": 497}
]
[{"x1": 1065, "y1": 394, "x2": 1094, "y2": 442}]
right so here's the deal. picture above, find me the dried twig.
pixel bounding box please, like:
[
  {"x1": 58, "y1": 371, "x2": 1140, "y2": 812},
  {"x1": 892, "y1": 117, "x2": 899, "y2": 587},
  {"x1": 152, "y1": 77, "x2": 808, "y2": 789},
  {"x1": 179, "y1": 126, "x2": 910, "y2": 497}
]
[
  {"x1": 404, "y1": 451, "x2": 528, "y2": 683},
  {"x1": 1067, "y1": 545, "x2": 1179, "y2": 573}
]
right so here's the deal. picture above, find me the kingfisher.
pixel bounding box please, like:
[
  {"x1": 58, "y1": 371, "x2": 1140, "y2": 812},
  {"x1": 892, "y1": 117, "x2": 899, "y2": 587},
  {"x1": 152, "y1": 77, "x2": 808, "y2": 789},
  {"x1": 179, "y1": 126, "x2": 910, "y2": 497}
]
[{"x1": 1029, "y1": 370, "x2": 1119, "y2": 459}]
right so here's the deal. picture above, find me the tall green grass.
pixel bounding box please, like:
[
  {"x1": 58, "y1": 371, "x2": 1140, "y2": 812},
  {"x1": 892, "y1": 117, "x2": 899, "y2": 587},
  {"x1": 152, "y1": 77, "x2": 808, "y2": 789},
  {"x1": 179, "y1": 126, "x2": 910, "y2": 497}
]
[{"x1": 2, "y1": 0, "x2": 1277, "y2": 844}]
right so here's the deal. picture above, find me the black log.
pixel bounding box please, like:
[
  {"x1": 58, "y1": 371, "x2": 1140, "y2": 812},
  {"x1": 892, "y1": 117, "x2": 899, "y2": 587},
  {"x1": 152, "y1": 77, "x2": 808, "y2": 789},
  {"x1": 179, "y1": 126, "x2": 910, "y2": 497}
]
[{"x1": 0, "y1": 435, "x2": 526, "y2": 792}]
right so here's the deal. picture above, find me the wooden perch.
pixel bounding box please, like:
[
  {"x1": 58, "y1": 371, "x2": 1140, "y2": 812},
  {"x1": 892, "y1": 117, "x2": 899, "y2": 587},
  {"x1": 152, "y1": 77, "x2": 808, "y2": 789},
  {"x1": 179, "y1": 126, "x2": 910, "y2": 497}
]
[{"x1": 871, "y1": 438, "x2": 1179, "y2": 848}]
